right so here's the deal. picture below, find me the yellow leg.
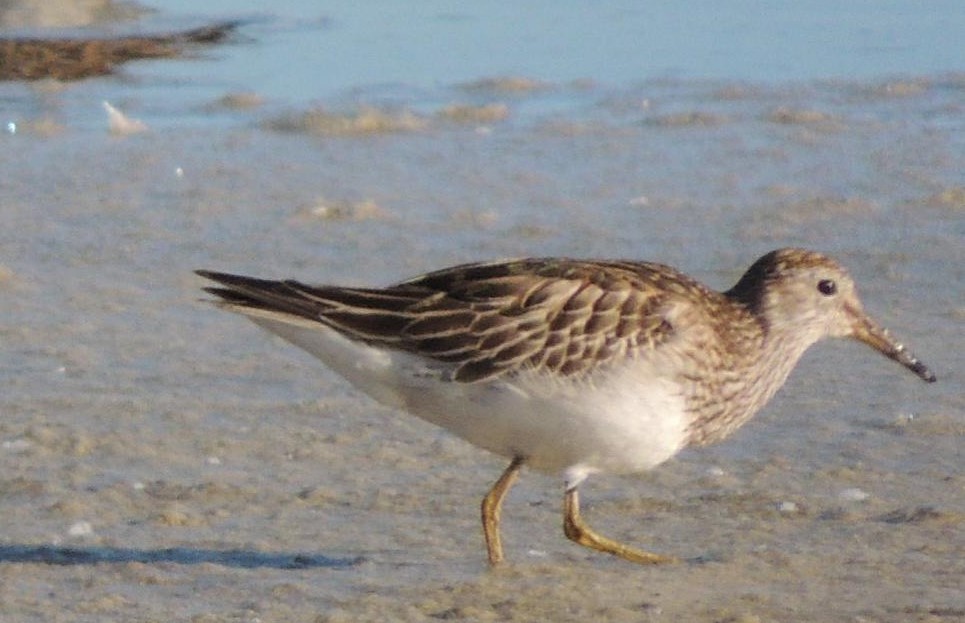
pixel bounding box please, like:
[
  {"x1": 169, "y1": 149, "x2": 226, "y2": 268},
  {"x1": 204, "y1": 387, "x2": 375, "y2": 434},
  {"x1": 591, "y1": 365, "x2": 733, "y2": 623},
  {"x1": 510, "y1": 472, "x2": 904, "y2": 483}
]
[
  {"x1": 563, "y1": 488, "x2": 677, "y2": 565},
  {"x1": 481, "y1": 457, "x2": 524, "y2": 566}
]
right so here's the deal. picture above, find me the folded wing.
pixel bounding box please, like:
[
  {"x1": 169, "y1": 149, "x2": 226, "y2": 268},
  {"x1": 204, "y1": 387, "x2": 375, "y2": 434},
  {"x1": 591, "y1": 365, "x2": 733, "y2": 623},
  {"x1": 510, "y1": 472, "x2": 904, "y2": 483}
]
[{"x1": 197, "y1": 259, "x2": 691, "y2": 383}]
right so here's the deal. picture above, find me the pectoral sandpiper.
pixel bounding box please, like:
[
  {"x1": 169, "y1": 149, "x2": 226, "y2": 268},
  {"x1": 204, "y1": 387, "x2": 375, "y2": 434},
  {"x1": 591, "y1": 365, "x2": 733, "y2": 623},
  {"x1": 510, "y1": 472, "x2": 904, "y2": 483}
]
[{"x1": 197, "y1": 248, "x2": 935, "y2": 565}]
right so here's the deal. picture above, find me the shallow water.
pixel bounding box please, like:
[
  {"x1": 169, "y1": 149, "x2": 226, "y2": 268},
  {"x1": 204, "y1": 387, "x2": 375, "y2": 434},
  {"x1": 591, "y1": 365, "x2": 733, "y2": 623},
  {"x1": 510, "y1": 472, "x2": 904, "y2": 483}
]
[{"x1": 1, "y1": 2, "x2": 963, "y2": 622}]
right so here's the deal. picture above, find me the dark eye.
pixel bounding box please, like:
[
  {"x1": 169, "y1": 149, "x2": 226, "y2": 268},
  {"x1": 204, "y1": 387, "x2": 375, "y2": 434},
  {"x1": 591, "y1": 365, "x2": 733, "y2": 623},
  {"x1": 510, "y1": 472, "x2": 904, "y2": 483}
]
[{"x1": 817, "y1": 279, "x2": 837, "y2": 296}]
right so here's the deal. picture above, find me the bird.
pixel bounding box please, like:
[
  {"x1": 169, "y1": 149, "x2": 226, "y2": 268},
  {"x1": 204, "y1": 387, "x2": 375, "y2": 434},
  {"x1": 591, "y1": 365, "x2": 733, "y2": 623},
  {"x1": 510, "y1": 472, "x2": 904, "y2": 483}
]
[{"x1": 196, "y1": 248, "x2": 936, "y2": 565}]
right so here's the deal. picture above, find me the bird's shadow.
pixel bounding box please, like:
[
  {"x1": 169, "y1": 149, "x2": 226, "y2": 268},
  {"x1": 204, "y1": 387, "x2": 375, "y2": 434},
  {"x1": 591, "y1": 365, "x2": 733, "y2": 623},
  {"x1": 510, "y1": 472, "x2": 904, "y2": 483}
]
[{"x1": 0, "y1": 544, "x2": 362, "y2": 569}]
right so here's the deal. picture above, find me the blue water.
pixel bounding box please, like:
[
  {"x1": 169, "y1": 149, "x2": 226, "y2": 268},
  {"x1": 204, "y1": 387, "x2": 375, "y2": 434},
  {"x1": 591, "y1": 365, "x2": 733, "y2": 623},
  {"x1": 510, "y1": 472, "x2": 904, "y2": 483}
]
[
  {"x1": 2, "y1": 1, "x2": 962, "y2": 133},
  {"x1": 140, "y1": 1, "x2": 965, "y2": 103}
]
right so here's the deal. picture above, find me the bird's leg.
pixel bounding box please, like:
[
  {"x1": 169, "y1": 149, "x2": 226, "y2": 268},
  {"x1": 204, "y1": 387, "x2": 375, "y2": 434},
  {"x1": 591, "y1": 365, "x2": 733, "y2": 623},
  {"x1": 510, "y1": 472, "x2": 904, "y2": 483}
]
[
  {"x1": 481, "y1": 456, "x2": 525, "y2": 565},
  {"x1": 563, "y1": 487, "x2": 676, "y2": 564}
]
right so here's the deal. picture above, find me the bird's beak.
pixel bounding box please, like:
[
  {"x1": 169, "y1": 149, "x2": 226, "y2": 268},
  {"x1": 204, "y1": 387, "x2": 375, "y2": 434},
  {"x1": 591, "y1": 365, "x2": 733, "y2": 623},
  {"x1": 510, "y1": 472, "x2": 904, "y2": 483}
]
[{"x1": 848, "y1": 308, "x2": 936, "y2": 383}]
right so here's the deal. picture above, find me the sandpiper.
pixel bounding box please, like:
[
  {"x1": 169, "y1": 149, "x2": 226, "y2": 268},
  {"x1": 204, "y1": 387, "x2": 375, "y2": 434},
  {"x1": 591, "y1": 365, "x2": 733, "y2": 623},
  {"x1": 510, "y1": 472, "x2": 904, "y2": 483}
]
[{"x1": 197, "y1": 248, "x2": 935, "y2": 565}]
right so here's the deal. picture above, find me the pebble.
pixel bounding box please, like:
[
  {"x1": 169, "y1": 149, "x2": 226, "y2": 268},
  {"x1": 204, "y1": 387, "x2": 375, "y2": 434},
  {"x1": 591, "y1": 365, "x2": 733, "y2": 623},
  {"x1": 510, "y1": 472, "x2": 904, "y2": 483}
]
[
  {"x1": 839, "y1": 488, "x2": 870, "y2": 502},
  {"x1": 2, "y1": 439, "x2": 32, "y2": 453},
  {"x1": 68, "y1": 521, "x2": 93, "y2": 537},
  {"x1": 778, "y1": 501, "x2": 799, "y2": 514}
]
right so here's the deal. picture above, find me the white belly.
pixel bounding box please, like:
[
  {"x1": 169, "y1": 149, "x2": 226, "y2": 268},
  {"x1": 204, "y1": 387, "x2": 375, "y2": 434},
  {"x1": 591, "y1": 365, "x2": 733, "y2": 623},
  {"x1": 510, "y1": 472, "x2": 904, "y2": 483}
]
[{"x1": 247, "y1": 315, "x2": 690, "y2": 486}]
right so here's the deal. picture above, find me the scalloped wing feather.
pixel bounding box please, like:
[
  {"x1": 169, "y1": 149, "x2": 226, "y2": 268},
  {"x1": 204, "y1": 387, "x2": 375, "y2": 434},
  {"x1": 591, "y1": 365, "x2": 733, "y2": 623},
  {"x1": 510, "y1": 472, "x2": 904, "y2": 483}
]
[{"x1": 199, "y1": 259, "x2": 707, "y2": 383}]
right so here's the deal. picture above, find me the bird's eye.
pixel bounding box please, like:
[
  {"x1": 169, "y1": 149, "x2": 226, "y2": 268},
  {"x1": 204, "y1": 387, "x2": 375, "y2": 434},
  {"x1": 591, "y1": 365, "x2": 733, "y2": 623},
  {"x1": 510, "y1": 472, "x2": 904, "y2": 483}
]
[{"x1": 817, "y1": 279, "x2": 837, "y2": 296}]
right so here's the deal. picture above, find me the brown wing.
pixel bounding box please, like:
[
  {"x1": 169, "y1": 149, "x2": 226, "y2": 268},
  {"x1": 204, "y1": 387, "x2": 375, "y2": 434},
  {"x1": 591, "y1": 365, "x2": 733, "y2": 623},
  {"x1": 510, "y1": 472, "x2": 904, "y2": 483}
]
[{"x1": 198, "y1": 258, "x2": 702, "y2": 382}]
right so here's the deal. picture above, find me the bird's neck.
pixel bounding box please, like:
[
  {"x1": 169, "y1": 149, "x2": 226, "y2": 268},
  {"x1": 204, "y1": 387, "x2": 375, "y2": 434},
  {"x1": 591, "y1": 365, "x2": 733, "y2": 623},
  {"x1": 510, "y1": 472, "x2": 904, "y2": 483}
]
[{"x1": 685, "y1": 299, "x2": 819, "y2": 447}]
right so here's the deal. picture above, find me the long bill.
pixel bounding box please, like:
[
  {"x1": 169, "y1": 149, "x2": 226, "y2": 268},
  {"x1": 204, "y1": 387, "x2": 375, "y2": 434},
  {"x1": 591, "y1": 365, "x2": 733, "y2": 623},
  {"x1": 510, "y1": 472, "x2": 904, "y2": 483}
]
[{"x1": 849, "y1": 313, "x2": 936, "y2": 383}]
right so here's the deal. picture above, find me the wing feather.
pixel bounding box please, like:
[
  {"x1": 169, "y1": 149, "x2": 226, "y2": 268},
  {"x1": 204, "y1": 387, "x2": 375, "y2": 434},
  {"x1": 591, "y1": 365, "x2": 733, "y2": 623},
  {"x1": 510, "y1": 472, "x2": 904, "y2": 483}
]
[{"x1": 197, "y1": 258, "x2": 709, "y2": 383}]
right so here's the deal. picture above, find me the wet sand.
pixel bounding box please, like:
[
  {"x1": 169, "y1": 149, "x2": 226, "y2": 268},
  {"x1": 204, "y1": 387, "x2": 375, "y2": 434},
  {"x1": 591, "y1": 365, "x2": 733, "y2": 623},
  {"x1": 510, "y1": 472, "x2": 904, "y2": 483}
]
[{"x1": 0, "y1": 30, "x2": 962, "y2": 623}]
